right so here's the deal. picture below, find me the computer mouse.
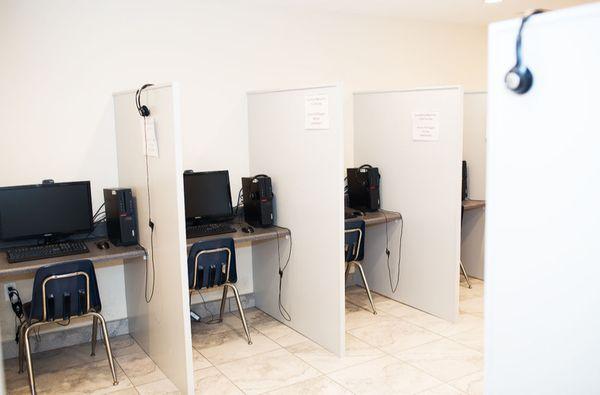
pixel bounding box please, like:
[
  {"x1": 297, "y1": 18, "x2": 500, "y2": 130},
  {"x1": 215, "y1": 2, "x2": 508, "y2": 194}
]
[
  {"x1": 96, "y1": 241, "x2": 110, "y2": 250},
  {"x1": 241, "y1": 226, "x2": 255, "y2": 234}
]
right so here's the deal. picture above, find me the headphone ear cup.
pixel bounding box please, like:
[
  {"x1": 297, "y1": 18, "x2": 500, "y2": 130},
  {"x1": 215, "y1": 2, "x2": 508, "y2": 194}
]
[
  {"x1": 140, "y1": 105, "x2": 150, "y2": 117},
  {"x1": 505, "y1": 66, "x2": 533, "y2": 94}
]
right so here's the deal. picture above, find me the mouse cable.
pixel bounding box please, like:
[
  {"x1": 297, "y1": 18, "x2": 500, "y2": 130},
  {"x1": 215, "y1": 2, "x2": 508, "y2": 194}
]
[
  {"x1": 275, "y1": 226, "x2": 292, "y2": 321},
  {"x1": 382, "y1": 210, "x2": 404, "y2": 293},
  {"x1": 142, "y1": 115, "x2": 156, "y2": 304}
]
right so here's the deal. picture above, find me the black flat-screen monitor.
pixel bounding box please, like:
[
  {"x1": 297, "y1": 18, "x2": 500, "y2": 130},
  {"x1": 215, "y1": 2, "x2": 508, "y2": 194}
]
[
  {"x1": 0, "y1": 181, "x2": 94, "y2": 241},
  {"x1": 184, "y1": 171, "x2": 233, "y2": 223}
]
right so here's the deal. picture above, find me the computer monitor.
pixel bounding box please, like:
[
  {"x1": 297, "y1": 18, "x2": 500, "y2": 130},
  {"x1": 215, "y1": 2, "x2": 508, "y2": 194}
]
[
  {"x1": 184, "y1": 170, "x2": 233, "y2": 223},
  {"x1": 0, "y1": 181, "x2": 94, "y2": 241}
]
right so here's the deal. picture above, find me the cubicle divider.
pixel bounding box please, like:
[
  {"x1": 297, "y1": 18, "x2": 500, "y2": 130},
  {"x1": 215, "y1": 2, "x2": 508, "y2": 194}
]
[
  {"x1": 353, "y1": 87, "x2": 463, "y2": 322},
  {"x1": 247, "y1": 85, "x2": 345, "y2": 355},
  {"x1": 462, "y1": 92, "x2": 487, "y2": 279},
  {"x1": 487, "y1": 5, "x2": 600, "y2": 393},
  {"x1": 113, "y1": 83, "x2": 194, "y2": 392}
]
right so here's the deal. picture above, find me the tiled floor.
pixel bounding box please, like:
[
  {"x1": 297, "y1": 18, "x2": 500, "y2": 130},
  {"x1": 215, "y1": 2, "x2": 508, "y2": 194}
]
[{"x1": 3, "y1": 278, "x2": 484, "y2": 394}]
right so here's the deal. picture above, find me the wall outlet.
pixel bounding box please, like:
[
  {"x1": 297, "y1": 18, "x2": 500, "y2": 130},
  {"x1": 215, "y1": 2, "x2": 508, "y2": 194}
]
[{"x1": 4, "y1": 282, "x2": 16, "y2": 301}]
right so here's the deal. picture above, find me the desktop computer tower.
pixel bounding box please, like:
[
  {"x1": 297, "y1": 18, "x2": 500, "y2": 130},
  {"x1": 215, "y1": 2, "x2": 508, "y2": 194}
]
[
  {"x1": 103, "y1": 188, "x2": 138, "y2": 246},
  {"x1": 347, "y1": 167, "x2": 380, "y2": 212},
  {"x1": 242, "y1": 176, "x2": 274, "y2": 227}
]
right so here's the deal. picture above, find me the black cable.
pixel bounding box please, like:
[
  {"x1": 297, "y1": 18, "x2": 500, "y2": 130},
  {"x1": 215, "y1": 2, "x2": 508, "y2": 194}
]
[
  {"x1": 275, "y1": 226, "x2": 292, "y2": 321},
  {"x1": 382, "y1": 211, "x2": 403, "y2": 293},
  {"x1": 141, "y1": 110, "x2": 156, "y2": 304},
  {"x1": 91, "y1": 203, "x2": 105, "y2": 221}
]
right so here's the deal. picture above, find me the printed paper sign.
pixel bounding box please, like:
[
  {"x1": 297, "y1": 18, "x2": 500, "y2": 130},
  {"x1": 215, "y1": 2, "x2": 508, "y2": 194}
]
[
  {"x1": 412, "y1": 112, "x2": 440, "y2": 141},
  {"x1": 305, "y1": 94, "x2": 330, "y2": 130},
  {"x1": 141, "y1": 117, "x2": 159, "y2": 157}
]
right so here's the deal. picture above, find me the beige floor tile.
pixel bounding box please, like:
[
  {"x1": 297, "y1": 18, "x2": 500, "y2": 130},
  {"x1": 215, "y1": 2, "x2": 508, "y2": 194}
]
[
  {"x1": 375, "y1": 299, "x2": 422, "y2": 318},
  {"x1": 349, "y1": 317, "x2": 442, "y2": 353},
  {"x1": 346, "y1": 286, "x2": 388, "y2": 310},
  {"x1": 266, "y1": 375, "x2": 352, "y2": 394},
  {"x1": 286, "y1": 333, "x2": 384, "y2": 374},
  {"x1": 192, "y1": 349, "x2": 212, "y2": 371},
  {"x1": 459, "y1": 297, "x2": 483, "y2": 315},
  {"x1": 328, "y1": 355, "x2": 442, "y2": 395},
  {"x1": 31, "y1": 359, "x2": 130, "y2": 394},
  {"x1": 191, "y1": 312, "x2": 247, "y2": 336},
  {"x1": 395, "y1": 339, "x2": 483, "y2": 382},
  {"x1": 449, "y1": 371, "x2": 484, "y2": 395},
  {"x1": 194, "y1": 327, "x2": 280, "y2": 365},
  {"x1": 448, "y1": 327, "x2": 484, "y2": 352},
  {"x1": 217, "y1": 348, "x2": 320, "y2": 394},
  {"x1": 402, "y1": 311, "x2": 483, "y2": 338},
  {"x1": 135, "y1": 378, "x2": 180, "y2": 394},
  {"x1": 109, "y1": 335, "x2": 144, "y2": 358},
  {"x1": 418, "y1": 384, "x2": 465, "y2": 394},
  {"x1": 236, "y1": 308, "x2": 308, "y2": 347},
  {"x1": 345, "y1": 302, "x2": 398, "y2": 330},
  {"x1": 116, "y1": 350, "x2": 166, "y2": 386},
  {"x1": 194, "y1": 366, "x2": 242, "y2": 395},
  {"x1": 459, "y1": 283, "x2": 484, "y2": 302}
]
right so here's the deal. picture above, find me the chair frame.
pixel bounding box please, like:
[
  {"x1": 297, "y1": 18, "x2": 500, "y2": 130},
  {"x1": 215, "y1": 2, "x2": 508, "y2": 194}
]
[
  {"x1": 190, "y1": 246, "x2": 252, "y2": 345},
  {"x1": 17, "y1": 271, "x2": 118, "y2": 394},
  {"x1": 345, "y1": 228, "x2": 377, "y2": 315}
]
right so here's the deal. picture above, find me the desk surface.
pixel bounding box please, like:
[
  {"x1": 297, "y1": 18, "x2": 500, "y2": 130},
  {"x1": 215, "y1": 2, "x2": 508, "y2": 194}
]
[
  {"x1": 186, "y1": 222, "x2": 290, "y2": 248},
  {"x1": 463, "y1": 199, "x2": 486, "y2": 211},
  {"x1": 346, "y1": 210, "x2": 402, "y2": 226},
  {"x1": 0, "y1": 241, "x2": 146, "y2": 281}
]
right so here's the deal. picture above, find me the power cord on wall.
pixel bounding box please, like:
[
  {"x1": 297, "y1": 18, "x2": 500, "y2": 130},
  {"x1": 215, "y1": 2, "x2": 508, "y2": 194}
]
[
  {"x1": 382, "y1": 211, "x2": 404, "y2": 293},
  {"x1": 275, "y1": 226, "x2": 292, "y2": 321}
]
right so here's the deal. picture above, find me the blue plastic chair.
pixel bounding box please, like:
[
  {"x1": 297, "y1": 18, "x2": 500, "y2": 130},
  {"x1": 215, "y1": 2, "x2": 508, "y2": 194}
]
[
  {"x1": 17, "y1": 260, "x2": 118, "y2": 394},
  {"x1": 188, "y1": 238, "x2": 252, "y2": 344},
  {"x1": 345, "y1": 220, "x2": 376, "y2": 314}
]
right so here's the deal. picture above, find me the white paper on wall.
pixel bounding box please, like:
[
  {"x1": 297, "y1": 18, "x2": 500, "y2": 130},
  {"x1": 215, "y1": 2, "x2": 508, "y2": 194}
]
[
  {"x1": 412, "y1": 112, "x2": 440, "y2": 141},
  {"x1": 141, "y1": 117, "x2": 159, "y2": 157},
  {"x1": 305, "y1": 94, "x2": 330, "y2": 130}
]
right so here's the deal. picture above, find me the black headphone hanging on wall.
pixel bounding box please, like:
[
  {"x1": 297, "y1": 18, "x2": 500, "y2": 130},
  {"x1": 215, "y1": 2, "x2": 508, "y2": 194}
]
[
  {"x1": 135, "y1": 83, "x2": 154, "y2": 117},
  {"x1": 505, "y1": 9, "x2": 545, "y2": 95}
]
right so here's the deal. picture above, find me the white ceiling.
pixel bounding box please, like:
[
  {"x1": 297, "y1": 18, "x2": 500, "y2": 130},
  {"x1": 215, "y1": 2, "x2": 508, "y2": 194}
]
[{"x1": 249, "y1": 0, "x2": 596, "y2": 25}]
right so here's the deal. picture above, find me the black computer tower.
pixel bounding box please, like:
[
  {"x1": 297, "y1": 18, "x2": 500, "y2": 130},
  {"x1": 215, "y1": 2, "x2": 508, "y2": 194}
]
[
  {"x1": 103, "y1": 188, "x2": 138, "y2": 246},
  {"x1": 462, "y1": 160, "x2": 468, "y2": 201},
  {"x1": 347, "y1": 167, "x2": 380, "y2": 212},
  {"x1": 242, "y1": 176, "x2": 274, "y2": 227}
]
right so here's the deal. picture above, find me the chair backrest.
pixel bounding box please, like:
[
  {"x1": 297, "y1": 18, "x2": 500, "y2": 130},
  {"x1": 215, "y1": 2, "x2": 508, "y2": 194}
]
[
  {"x1": 345, "y1": 220, "x2": 366, "y2": 262},
  {"x1": 29, "y1": 260, "x2": 101, "y2": 322},
  {"x1": 188, "y1": 238, "x2": 237, "y2": 290}
]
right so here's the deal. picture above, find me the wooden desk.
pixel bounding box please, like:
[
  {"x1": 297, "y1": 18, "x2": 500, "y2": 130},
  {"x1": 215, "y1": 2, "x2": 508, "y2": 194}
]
[
  {"x1": 463, "y1": 199, "x2": 486, "y2": 211},
  {"x1": 345, "y1": 210, "x2": 402, "y2": 226},
  {"x1": 186, "y1": 222, "x2": 290, "y2": 248},
  {"x1": 0, "y1": 241, "x2": 146, "y2": 281}
]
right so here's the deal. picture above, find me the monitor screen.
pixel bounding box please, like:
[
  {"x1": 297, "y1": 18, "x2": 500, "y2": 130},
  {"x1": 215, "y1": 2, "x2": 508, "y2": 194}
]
[
  {"x1": 0, "y1": 181, "x2": 94, "y2": 241},
  {"x1": 184, "y1": 171, "x2": 233, "y2": 222}
]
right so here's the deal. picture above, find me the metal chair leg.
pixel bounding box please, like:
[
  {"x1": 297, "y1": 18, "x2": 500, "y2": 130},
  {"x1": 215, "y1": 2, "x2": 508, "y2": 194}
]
[
  {"x1": 227, "y1": 284, "x2": 252, "y2": 345},
  {"x1": 344, "y1": 262, "x2": 351, "y2": 283},
  {"x1": 24, "y1": 322, "x2": 43, "y2": 394},
  {"x1": 218, "y1": 285, "x2": 229, "y2": 323},
  {"x1": 18, "y1": 322, "x2": 28, "y2": 374},
  {"x1": 91, "y1": 316, "x2": 98, "y2": 356},
  {"x1": 91, "y1": 312, "x2": 118, "y2": 386},
  {"x1": 353, "y1": 261, "x2": 377, "y2": 315},
  {"x1": 460, "y1": 261, "x2": 472, "y2": 289}
]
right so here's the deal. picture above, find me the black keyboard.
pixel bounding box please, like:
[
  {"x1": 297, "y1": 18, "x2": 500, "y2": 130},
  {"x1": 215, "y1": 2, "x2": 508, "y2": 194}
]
[
  {"x1": 6, "y1": 241, "x2": 90, "y2": 263},
  {"x1": 186, "y1": 223, "x2": 236, "y2": 239}
]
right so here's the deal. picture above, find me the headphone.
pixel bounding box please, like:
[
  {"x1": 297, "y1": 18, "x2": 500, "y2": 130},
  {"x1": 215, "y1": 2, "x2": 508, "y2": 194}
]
[
  {"x1": 135, "y1": 83, "x2": 154, "y2": 117},
  {"x1": 505, "y1": 9, "x2": 545, "y2": 94}
]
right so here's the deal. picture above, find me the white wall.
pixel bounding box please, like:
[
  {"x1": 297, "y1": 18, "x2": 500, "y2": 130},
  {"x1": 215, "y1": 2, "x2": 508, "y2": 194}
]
[{"x1": 0, "y1": 0, "x2": 486, "y2": 343}]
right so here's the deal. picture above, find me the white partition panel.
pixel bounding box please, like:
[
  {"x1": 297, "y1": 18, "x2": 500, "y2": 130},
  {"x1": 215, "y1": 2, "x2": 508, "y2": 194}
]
[
  {"x1": 248, "y1": 85, "x2": 345, "y2": 355},
  {"x1": 462, "y1": 92, "x2": 487, "y2": 279},
  {"x1": 113, "y1": 84, "x2": 194, "y2": 393},
  {"x1": 487, "y1": 4, "x2": 600, "y2": 393},
  {"x1": 354, "y1": 87, "x2": 463, "y2": 321}
]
